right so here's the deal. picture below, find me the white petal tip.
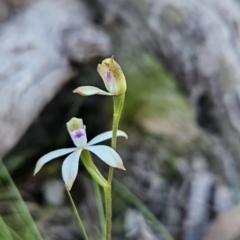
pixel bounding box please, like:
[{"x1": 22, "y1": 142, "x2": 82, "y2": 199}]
[
  {"x1": 33, "y1": 166, "x2": 40, "y2": 176},
  {"x1": 118, "y1": 164, "x2": 126, "y2": 171},
  {"x1": 117, "y1": 130, "x2": 128, "y2": 140},
  {"x1": 65, "y1": 183, "x2": 73, "y2": 191},
  {"x1": 73, "y1": 87, "x2": 92, "y2": 96}
]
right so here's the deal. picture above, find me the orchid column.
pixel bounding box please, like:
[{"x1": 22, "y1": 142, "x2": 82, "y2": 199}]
[{"x1": 74, "y1": 56, "x2": 127, "y2": 240}]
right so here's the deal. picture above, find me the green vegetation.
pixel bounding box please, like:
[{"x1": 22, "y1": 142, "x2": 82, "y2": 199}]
[{"x1": 0, "y1": 160, "x2": 42, "y2": 240}]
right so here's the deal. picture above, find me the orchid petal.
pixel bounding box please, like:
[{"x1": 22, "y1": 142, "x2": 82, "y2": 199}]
[
  {"x1": 87, "y1": 130, "x2": 128, "y2": 146},
  {"x1": 73, "y1": 86, "x2": 113, "y2": 96},
  {"x1": 68, "y1": 128, "x2": 87, "y2": 148},
  {"x1": 97, "y1": 61, "x2": 112, "y2": 92},
  {"x1": 34, "y1": 148, "x2": 77, "y2": 175},
  {"x1": 62, "y1": 149, "x2": 82, "y2": 191},
  {"x1": 85, "y1": 145, "x2": 125, "y2": 170}
]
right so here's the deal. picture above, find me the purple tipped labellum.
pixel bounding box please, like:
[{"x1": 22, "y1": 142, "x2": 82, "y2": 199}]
[{"x1": 74, "y1": 130, "x2": 84, "y2": 138}]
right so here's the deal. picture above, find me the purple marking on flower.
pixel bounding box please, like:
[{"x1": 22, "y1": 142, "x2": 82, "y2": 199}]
[
  {"x1": 74, "y1": 130, "x2": 84, "y2": 138},
  {"x1": 105, "y1": 71, "x2": 112, "y2": 82}
]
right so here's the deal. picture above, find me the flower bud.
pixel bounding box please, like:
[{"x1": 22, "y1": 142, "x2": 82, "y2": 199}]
[{"x1": 97, "y1": 56, "x2": 126, "y2": 95}]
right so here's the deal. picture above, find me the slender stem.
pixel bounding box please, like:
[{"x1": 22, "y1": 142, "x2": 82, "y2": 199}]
[
  {"x1": 105, "y1": 94, "x2": 125, "y2": 240},
  {"x1": 66, "y1": 189, "x2": 89, "y2": 240}
]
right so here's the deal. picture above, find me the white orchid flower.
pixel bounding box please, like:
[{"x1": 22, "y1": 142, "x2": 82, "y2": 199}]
[{"x1": 34, "y1": 117, "x2": 127, "y2": 191}]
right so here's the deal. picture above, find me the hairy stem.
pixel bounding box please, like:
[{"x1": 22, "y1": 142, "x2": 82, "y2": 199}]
[{"x1": 105, "y1": 94, "x2": 125, "y2": 240}]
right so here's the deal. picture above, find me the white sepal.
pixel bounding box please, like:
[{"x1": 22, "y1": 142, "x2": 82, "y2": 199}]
[
  {"x1": 62, "y1": 149, "x2": 82, "y2": 191},
  {"x1": 73, "y1": 86, "x2": 113, "y2": 96},
  {"x1": 87, "y1": 130, "x2": 128, "y2": 146},
  {"x1": 85, "y1": 145, "x2": 125, "y2": 170},
  {"x1": 34, "y1": 148, "x2": 77, "y2": 175}
]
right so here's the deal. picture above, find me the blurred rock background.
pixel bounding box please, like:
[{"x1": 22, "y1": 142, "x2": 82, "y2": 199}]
[{"x1": 1, "y1": 0, "x2": 240, "y2": 240}]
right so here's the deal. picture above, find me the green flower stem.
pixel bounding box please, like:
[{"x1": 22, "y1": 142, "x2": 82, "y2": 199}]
[
  {"x1": 105, "y1": 94, "x2": 125, "y2": 240},
  {"x1": 66, "y1": 189, "x2": 89, "y2": 240}
]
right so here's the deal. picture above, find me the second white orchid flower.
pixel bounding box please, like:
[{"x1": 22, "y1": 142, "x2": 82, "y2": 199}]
[
  {"x1": 73, "y1": 56, "x2": 126, "y2": 97},
  {"x1": 34, "y1": 117, "x2": 127, "y2": 190}
]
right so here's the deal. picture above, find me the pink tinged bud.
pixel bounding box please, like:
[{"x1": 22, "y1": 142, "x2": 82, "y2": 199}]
[{"x1": 97, "y1": 56, "x2": 126, "y2": 95}]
